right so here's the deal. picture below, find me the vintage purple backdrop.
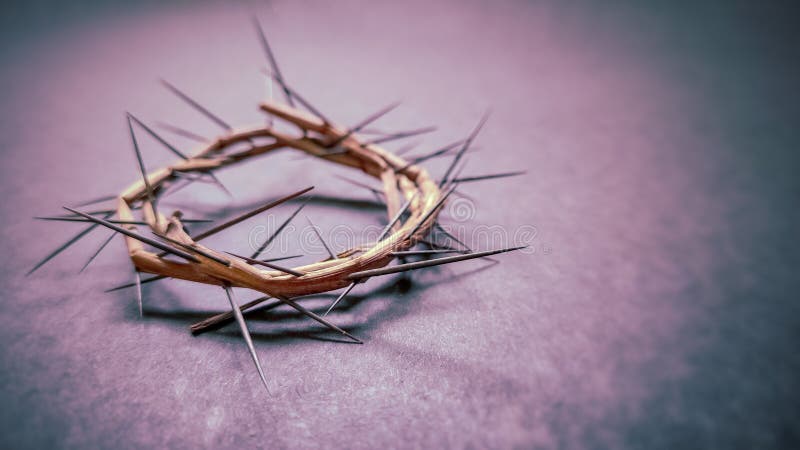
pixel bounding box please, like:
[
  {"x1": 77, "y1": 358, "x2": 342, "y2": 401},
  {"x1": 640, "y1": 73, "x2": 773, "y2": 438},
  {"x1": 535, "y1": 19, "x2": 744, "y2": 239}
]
[{"x1": 1, "y1": 1, "x2": 798, "y2": 448}]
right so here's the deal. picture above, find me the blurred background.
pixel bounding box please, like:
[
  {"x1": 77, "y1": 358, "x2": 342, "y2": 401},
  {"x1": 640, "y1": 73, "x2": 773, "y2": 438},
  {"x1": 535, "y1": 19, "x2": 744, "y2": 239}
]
[{"x1": 1, "y1": 1, "x2": 798, "y2": 448}]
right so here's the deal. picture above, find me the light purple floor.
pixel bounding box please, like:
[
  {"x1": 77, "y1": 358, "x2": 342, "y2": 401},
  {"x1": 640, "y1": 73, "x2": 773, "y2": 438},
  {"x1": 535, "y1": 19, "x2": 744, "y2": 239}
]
[{"x1": 1, "y1": 1, "x2": 798, "y2": 448}]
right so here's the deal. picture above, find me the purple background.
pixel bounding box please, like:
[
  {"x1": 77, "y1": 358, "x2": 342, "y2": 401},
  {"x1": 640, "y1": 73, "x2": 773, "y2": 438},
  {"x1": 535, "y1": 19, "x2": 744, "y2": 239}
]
[{"x1": 1, "y1": 1, "x2": 799, "y2": 448}]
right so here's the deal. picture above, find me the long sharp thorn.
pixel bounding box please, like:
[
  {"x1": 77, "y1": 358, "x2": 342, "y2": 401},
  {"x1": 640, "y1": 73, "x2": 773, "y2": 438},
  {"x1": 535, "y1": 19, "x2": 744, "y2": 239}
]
[
  {"x1": 126, "y1": 113, "x2": 158, "y2": 219},
  {"x1": 351, "y1": 101, "x2": 401, "y2": 132},
  {"x1": 306, "y1": 216, "x2": 334, "y2": 259},
  {"x1": 160, "y1": 79, "x2": 232, "y2": 131},
  {"x1": 63, "y1": 207, "x2": 200, "y2": 263},
  {"x1": 41, "y1": 213, "x2": 208, "y2": 225},
  {"x1": 60, "y1": 208, "x2": 116, "y2": 217},
  {"x1": 276, "y1": 296, "x2": 362, "y2": 343},
  {"x1": 263, "y1": 70, "x2": 330, "y2": 124},
  {"x1": 328, "y1": 101, "x2": 401, "y2": 148},
  {"x1": 367, "y1": 126, "x2": 437, "y2": 145},
  {"x1": 324, "y1": 282, "x2": 356, "y2": 316},
  {"x1": 26, "y1": 212, "x2": 114, "y2": 276},
  {"x1": 349, "y1": 246, "x2": 526, "y2": 279},
  {"x1": 390, "y1": 249, "x2": 466, "y2": 256},
  {"x1": 36, "y1": 216, "x2": 209, "y2": 225},
  {"x1": 79, "y1": 231, "x2": 116, "y2": 273},
  {"x1": 128, "y1": 117, "x2": 231, "y2": 201},
  {"x1": 407, "y1": 184, "x2": 458, "y2": 238},
  {"x1": 250, "y1": 200, "x2": 309, "y2": 259},
  {"x1": 443, "y1": 158, "x2": 471, "y2": 194},
  {"x1": 282, "y1": 82, "x2": 330, "y2": 124},
  {"x1": 191, "y1": 186, "x2": 313, "y2": 242},
  {"x1": 190, "y1": 295, "x2": 271, "y2": 335},
  {"x1": 263, "y1": 254, "x2": 302, "y2": 263},
  {"x1": 37, "y1": 217, "x2": 139, "y2": 225},
  {"x1": 128, "y1": 113, "x2": 189, "y2": 160},
  {"x1": 378, "y1": 193, "x2": 417, "y2": 241},
  {"x1": 154, "y1": 233, "x2": 231, "y2": 266},
  {"x1": 155, "y1": 121, "x2": 208, "y2": 143},
  {"x1": 253, "y1": 17, "x2": 294, "y2": 107},
  {"x1": 223, "y1": 285, "x2": 271, "y2": 394},
  {"x1": 434, "y1": 222, "x2": 471, "y2": 251},
  {"x1": 105, "y1": 274, "x2": 166, "y2": 293},
  {"x1": 451, "y1": 171, "x2": 527, "y2": 184},
  {"x1": 395, "y1": 139, "x2": 465, "y2": 173},
  {"x1": 135, "y1": 271, "x2": 143, "y2": 318},
  {"x1": 440, "y1": 111, "x2": 490, "y2": 187},
  {"x1": 224, "y1": 252, "x2": 304, "y2": 277}
]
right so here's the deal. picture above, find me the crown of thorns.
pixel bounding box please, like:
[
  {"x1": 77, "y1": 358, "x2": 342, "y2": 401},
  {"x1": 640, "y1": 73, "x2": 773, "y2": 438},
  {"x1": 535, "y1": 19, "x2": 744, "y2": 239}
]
[{"x1": 29, "y1": 19, "x2": 526, "y2": 393}]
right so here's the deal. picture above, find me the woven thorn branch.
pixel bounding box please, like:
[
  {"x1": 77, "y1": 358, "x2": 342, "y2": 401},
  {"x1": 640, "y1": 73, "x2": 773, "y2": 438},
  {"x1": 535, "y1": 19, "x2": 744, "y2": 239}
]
[{"x1": 30, "y1": 18, "x2": 528, "y2": 393}]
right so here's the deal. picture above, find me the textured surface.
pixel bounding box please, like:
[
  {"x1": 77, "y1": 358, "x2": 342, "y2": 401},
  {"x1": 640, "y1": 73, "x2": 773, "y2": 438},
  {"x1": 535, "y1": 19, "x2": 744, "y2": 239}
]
[{"x1": 1, "y1": 1, "x2": 799, "y2": 448}]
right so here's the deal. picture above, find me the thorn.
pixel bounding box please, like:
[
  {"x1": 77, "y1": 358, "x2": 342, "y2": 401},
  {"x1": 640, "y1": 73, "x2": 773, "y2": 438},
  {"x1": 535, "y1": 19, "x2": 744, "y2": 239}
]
[
  {"x1": 26, "y1": 212, "x2": 114, "y2": 276},
  {"x1": 276, "y1": 295, "x2": 362, "y2": 343},
  {"x1": 451, "y1": 171, "x2": 526, "y2": 184},
  {"x1": 128, "y1": 112, "x2": 189, "y2": 160},
  {"x1": 191, "y1": 186, "x2": 313, "y2": 242},
  {"x1": 407, "y1": 184, "x2": 458, "y2": 238},
  {"x1": 394, "y1": 139, "x2": 465, "y2": 173},
  {"x1": 160, "y1": 79, "x2": 232, "y2": 131},
  {"x1": 328, "y1": 101, "x2": 401, "y2": 148},
  {"x1": 444, "y1": 156, "x2": 470, "y2": 191},
  {"x1": 349, "y1": 246, "x2": 526, "y2": 279},
  {"x1": 135, "y1": 271, "x2": 143, "y2": 318},
  {"x1": 105, "y1": 274, "x2": 166, "y2": 293},
  {"x1": 223, "y1": 285, "x2": 271, "y2": 394},
  {"x1": 306, "y1": 216, "x2": 335, "y2": 259},
  {"x1": 59, "y1": 209, "x2": 116, "y2": 217},
  {"x1": 323, "y1": 282, "x2": 356, "y2": 316},
  {"x1": 440, "y1": 111, "x2": 490, "y2": 187},
  {"x1": 365, "y1": 126, "x2": 437, "y2": 145},
  {"x1": 129, "y1": 117, "x2": 235, "y2": 199},
  {"x1": 250, "y1": 199, "x2": 309, "y2": 259},
  {"x1": 253, "y1": 16, "x2": 294, "y2": 107},
  {"x1": 224, "y1": 252, "x2": 305, "y2": 277},
  {"x1": 35, "y1": 216, "x2": 211, "y2": 225},
  {"x1": 434, "y1": 222, "x2": 472, "y2": 252},
  {"x1": 390, "y1": 249, "x2": 467, "y2": 256},
  {"x1": 126, "y1": 113, "x2": 158, "y2": 219},
  {"x1": 79, "y1": 231, "x2": 116, "y2": 273},
  {"x1": 263, "y1": 255, "x2": 302, "y2": 263},
  {"x1": 193, "y1": 291, "x2": 363, "y2": 342},
  {"x1": 155, "y1": 121, "x2": 208, "y2": 143},
  {"x1": 153, "y1": 233, "x2": 231, "y2": 266},
  {"x1": 262, "y1": 70, "x2": 330, "y2": 124},
  {"x1": 378, "y1": 192, "x2": 418, "y2": 240},
  {"x1": 63, "y1": 207, "x2": 200, "y2": 263},
  {"x1": 36, "y1": 216, "x2": 139, "y2": 225},
  {"x1": 190, "y1": 295, "x2": 271, "y2": 335}
]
